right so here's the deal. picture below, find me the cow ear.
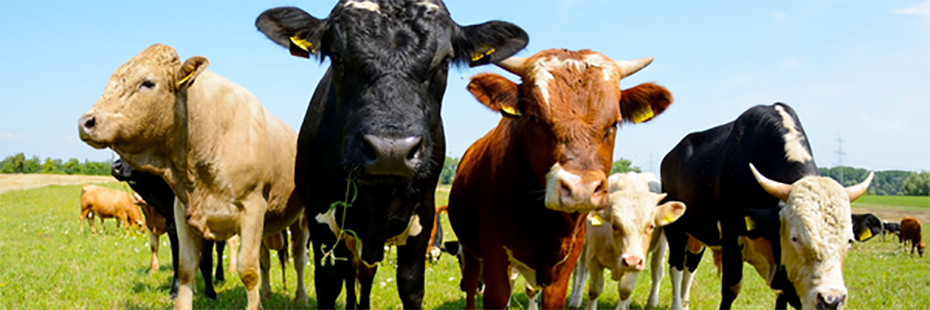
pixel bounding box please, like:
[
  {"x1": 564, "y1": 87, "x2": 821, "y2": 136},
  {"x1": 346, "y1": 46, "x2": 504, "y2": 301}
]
[
  {"x1": 454, "y1": 21, "x2": 529, "y2": 67},
  {"x1": 256, "y1": 7, "x2": 327, "y2": 59},
  {"x1": 176, "y1": 56, "x2": 209, "y2": 89},
  {"x1": 655, "y1": 201, "x2": 686, "y2": 226},
  {"x1": 742, "y1": 208, "x2": 781, "y2": 240},
  {"x1": 467, "y1": 73, "x2": 523, "y2": 117},
  {"x1": 619, "y1": 82, "x2": 673, "y2": 124}
]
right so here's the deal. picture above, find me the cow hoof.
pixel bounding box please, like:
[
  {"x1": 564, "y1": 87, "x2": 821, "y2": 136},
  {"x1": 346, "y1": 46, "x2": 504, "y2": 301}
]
[
  {"x1": 170, "y1": 291, "x2": 178, "y2": 300},
  {"x1": 206, "y1": 290, "x2": 217, "y2": 300}
]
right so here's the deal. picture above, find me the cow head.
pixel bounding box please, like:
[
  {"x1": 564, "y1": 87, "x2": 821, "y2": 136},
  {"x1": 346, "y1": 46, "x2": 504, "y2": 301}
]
[
  {"x1": 78, "y1": 44, "x2": 208, "y2": 157},
  {"x1": 467, "y1": 49, "x2": 672, "y2": 212},
  {"x1": 256, "y1": 1, "x2": 528, "y2": 182},
  {"x1": 596, "y1": 191, "x2": 684, "y2": 272},
  {"x1": 746, "y1": 163, "x2": 873, "y2": 310}
]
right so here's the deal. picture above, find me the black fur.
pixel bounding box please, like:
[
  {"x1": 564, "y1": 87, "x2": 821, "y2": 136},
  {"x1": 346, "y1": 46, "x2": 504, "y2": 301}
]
[
  {"x1": 256, "y1": 1, "x2": 527, "y2": 308},
  {"x1": 851, "y1": 213, "x2": 882, "y2": 242},
  {"x1": 661, "y1": 103, "x2": 818, "y2": 309},
  {"x1": 111, "y1": 159, "x2": 227, "y2": 300}
]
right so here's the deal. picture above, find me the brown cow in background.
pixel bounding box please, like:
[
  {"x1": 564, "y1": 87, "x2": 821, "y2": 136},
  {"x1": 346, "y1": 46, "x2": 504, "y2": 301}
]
[
  {"x1": 448, "y1": 49, "x2": 672, "y2": 309},
  {"x1": 80, "y1": 184, "x2": 143, "y2": 236},
  {"x1": 132, "y1": 192, "x2": 167, "y2": 272},
  {"x1": 900, "y1": 216, "x2": 925, "y2": 257}
]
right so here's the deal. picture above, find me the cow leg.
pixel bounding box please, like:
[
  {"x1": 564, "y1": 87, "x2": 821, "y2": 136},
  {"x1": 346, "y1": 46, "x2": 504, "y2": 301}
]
[
  {"x1": 775, "y1": 292, "x2": 787, "y2": 310},
  {"x1": 584, "y1": 260, "x2": 605, "y2": 310},
  {"x1": 647, "y1": 231, "x2": 668, "y2": 308},
  {"x1": 260, "y1": 244, "x2": 272, "y2": 299},
  {"x1": 541, "y1": 227, "x2": 586, "y2": 310},
  {"x1": 227, "y1": 235, "x2": 239, "y2": 274},
  {"x1": 200, "y1": 239, "x2": 218, "y2": 300},
  {"x1": 357, "y1": 264, "x2": 377, "y2": 309},
  {"x1": 480, "y1": 245, "x2": 512, "y2": 309},
  {"x1": 719, "y1": 238, "x2": 743, "y2": 309},
  {"x1": 462, "y1": 248, "x2": 482, "y2": 310},
  {"x1": 665, "y1": 224, "x2": 688, "y2": 310},
  {"x1": 167, "y1": 219, "x2": 181, "y2": 299},
  {"x1": 80, "y1": 208, "x2": 91, "y2": 234},
  {"x1": 172, "y1": 199, "x2": 202, "y2": 310},
  {"x1": 567, "y1": 244, "x2": 589, "y2": 308},
  {"x1": 395, "y1": 209, "x2": 433, "y2": 309},
  {"x1": 237, "y1": 200, "x2": 266, "y2": 310},
  {"x1": 149, "y1": 229, "x2": 160, "y2": 273},
  {"x1": 214, "y1": 240, "x2": 226, "y2": 284},
  {"x1": 290, "y1": 219, "x2": 310, "y2": 304},
  {"x1": 616, "y1": 271, "x2": 638, "y2": 310},
  {"x1": 681, "y1": 248, "x2": 704, "y2": 310}
]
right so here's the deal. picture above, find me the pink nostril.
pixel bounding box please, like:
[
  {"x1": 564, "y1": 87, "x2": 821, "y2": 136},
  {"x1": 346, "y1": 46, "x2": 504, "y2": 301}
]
[
  {"x1": 559, "y1": 180, "x2": 572, "y2": 199},
  {"x1": 83, "y1": 116, "x2": 96, "y2": 130},
  {"x1": 622, "y1": 256, "x2": 644, "y2": 270}
]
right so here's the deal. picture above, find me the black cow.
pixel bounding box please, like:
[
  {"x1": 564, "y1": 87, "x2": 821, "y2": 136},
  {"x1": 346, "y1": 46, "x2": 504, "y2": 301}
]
[
  {"x1": 851, "y1": 213, "x2": 882, "y2": 242},
  {"x1": 110, "y1": 159, "x2": 228, "y2": 300},
  {"x1": 255, "y1": 1, "x2": 528, "y2": 308},
  {"x1": 882, "y1": 221, "x2": 901, "y2": 242},
  {"x1": 661, "y1": 103, "x2": 872, "y2": 310}
]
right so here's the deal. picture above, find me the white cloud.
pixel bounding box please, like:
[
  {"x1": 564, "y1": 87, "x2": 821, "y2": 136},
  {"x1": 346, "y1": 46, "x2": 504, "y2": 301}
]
[
  {"x1": 772, "y1": 10, "x2": 787, "y2": 23},
  {"x1": 1, "y1": 133, "x2": 25, "y2": 140},
  {"x1": 781, "y1": 57, "x2": 804, "y2": 70},
  {"x1": 891, "y1": 0, "x2": 930, "y2": 16},
  {"x1": 63, "y1": 135, "x2": 76, "y2": 142},
  {"x1": 861, "y1": 114, "x2": 911, "y2": 135}
]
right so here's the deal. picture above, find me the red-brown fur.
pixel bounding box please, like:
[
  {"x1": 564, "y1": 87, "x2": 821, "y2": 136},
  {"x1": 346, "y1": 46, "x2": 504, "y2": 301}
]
[
  {"x1": 900, "y1": 216, "x2": 925, "y2": 257},
  {"x1": 448, "y1": 49, "x2": 672, "y2": 309},
  {"x1": 80, "y1": 184, "x2": 143, "y2": 236}
]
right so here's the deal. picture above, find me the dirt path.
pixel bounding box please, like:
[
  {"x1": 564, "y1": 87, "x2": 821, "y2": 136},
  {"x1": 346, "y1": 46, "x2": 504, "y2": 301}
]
[{"x1": 0, "y1": 174, "x2": 117, "y2": 194}]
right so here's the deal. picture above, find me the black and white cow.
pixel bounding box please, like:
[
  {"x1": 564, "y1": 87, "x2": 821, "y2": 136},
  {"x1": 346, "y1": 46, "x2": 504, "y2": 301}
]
[
  {"x1": 255, "y1": 1, "x2": 528, "y2": 308},
  {"x1": 882, "y1": 221, "x2": 901, "y2": 242},
  {"x1": 851, "y1": 213, "x2": 882, "y2": 242},
  {"x1": 661, "y1": 103, "x2": 872, "y2": 310},
  {"x1": 110, "y1": 159, "x2": 229, "y2": 300}
]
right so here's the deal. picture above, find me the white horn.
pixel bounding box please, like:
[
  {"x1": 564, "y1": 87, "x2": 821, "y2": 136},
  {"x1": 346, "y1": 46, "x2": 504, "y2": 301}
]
[
  {"x1": 845, "y1": 171, "x2": 874, "y2": 202},
  {"x1": 496, "y1": 56, "x2": 526, "y2": 76},
  {"x1": 614, "y1": 56, "x2": 654, "y2": 79},
  {"x1": 749, "y1": 163, "x2": 792, "y2": 202}
]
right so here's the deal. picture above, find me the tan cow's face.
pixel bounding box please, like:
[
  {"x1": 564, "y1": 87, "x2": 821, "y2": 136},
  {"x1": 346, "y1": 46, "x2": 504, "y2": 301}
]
[
  {"x1": 779, "y1": 177, "x2": 855, "y2": 310},
  {"x1": 750, "y1": 164, "x2": 872, "y2": 310},
  {"x1": 78, "y1": 44, "x2": 207, "y2": 154},
  {"x1": 600, "y1": 191, "x2": 685, "y2": 271},
  {"x1": 467, "y1": 49, "x2": 672, "y2": 213}
]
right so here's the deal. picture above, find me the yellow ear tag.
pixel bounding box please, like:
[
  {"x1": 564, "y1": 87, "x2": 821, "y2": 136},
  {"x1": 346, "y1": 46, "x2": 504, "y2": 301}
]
[
  {"x1": 744, "y1": 215, "x2": 756, "y2": 232},
  {"x1": 471, "y1": 47, "x2": 496, "y2": 62},
  {"x1": 662, "y1": 213, "x2": 676, "y2": 225},
  {"x1": 858, "y1": 228, "x2": 872, "y2": 241},
  {"x1": 500, "y1": 105, "x2": 522, "y2": 117},
  {"x1": 590, "y1": 213, "x2": 604, "y2": 226},
  {"x1": 631, "y1": 106, "x2": 655, "y2": 124},
  {"x1": 289, "y1": 35, "x2": 315, "y2": 53},
  {"x1": 177, "y1": 72, "x2": 194, "y2": 87}
]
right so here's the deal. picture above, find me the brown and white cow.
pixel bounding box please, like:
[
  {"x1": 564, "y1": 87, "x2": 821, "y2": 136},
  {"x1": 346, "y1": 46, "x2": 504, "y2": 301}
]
[
  {"x1": 80, "y1": 184, "x2": 143, "y2": 236},
  {"x1": 132, "y1": 192, "x2": 167, "y2": 272},
  {"x1": 568, "y1": 172, "x2": 683, "y2": 310},
  {"x1": 900, "y1": 216, "x2": 925, "y2": 257},
  {"x1": 78, "y1": 44, "x2": 305, "y2": 310},
  {"x1": 447, "y1": 49, "x2": 672, "y2": 309}
]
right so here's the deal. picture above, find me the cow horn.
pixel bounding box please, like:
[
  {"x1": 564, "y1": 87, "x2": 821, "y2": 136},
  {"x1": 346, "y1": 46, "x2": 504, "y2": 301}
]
[
  {"x1": 496, "y1": 56, "x2": 526, "y2": 76},
  {"x1": 845, "y1": 172, "x2": 874, "y2": 202},
  {"x1": 749, "y1": 163, "x2": 792, "y2": 202},
  {"x1": 615, "y1": 56, "x2": 654, "y2": 79}
]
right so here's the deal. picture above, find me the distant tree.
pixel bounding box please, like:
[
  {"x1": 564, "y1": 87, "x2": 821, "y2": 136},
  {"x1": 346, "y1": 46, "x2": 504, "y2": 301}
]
[
  {"x1": 0, "y1": 153, "x2": 27, "y2": 173},
  {"x1": 610, "y1": 158, "x2": 641, "y2": 175},
  {"x1": 903, "y1": 171, "x2": 930, "y2": 196},
  {"x1": 439, "y1": 156, "x2": 460, "y2": 185},
  {"x1": 23, "y1": 156, "x2": 41, "y2": 174},
  {"x1": 0, "y1": 153, "x2": 111, "y2": 176},
  {"x1": 819, "y1": 166, "x2": 912, "y2": 196},
  {"x1": 40, "y1": 158, "x2": 61, "y2": 174},
  {"x1": 62, "y1": 158, "x2": 83, "y2": 175}
]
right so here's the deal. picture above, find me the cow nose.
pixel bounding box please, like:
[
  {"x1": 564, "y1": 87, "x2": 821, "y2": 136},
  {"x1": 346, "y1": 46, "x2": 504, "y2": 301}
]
[
  {"x1": 816, "y1": 290, "x2": 846, "y2": 310},
  {"x1": 111, "y1": 160, "x2": 125, "y2": 174},
  {"x1": 556, "y1": 174, "x2": 608, "y2": 211},
  {"x1": 621, "y1": 255, "x2": 645, "y2": 271},
  {"x1": 79, "y1": 114, "x2": 96, "y2": 136},
  {"x1": 362, "y1": 135, "x2": 423, "y2": 177}
]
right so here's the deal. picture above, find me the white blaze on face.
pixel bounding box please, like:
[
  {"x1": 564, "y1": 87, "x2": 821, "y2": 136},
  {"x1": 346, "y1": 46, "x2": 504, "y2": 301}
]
[
  {"x1": 529, "y1": 53, "x2": 619, "y2": 107},
  {"x1": 344, "y1": 0, "x2": 381, "y2": 13},
  {"x1": 780, "y1": 176, "x2": 853, "y2": 309},
  {"x1": 774, "y1": 105, "x2": 813, "y2": 163}
]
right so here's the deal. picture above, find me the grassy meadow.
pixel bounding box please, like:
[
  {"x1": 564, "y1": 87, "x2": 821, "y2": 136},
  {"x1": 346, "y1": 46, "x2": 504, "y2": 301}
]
[{"x1": 1, "y1": 184, "x2": 928, "y2": 309}]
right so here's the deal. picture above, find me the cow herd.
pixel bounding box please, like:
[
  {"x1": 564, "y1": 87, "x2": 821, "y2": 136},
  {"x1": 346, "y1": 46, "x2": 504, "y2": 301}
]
[{"x1": 72, "y1": 1, "x2": 922, "y2": 310}]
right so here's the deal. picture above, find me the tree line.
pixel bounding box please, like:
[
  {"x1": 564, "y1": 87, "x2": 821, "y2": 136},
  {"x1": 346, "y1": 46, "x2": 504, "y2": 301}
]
[{"x1": 0, "y1": 153, "x2": 112, "y2": 176}]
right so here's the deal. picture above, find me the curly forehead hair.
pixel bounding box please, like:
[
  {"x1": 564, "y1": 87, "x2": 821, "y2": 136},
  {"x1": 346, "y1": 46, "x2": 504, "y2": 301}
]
[{"x1": 114, "y1": 44, "x2": 182, "y2": 78}]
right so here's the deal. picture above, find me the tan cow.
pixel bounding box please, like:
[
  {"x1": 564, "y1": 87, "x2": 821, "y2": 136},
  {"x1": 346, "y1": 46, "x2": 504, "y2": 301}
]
[
  {"x1": 78, "y1": 44, "x2": 305, "y2": 310},
  {"x1": 568, "y1": 174, "x2": 686, "y2": 310},
  {"x1": 80, "y1": 184, "x2": 143, "y2": 236},
  {"x1": 133, "y1": 192, "x2": 167, "y2": 272}
]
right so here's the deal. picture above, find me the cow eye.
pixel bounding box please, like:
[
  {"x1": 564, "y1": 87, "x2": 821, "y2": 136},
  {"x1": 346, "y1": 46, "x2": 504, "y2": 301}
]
[
  {"x1": 790, "y1": 236, "x2": 798, "y2": 243},
  {"x1": 140, "y1": 80, "x2": 155, "y2": 90},
  {"x1": 648, "y1": 224, "x2": 655, "y2": 231}
]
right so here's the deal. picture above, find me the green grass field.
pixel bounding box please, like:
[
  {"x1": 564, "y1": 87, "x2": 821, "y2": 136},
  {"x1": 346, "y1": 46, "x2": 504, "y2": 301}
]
[
  {"x1": 1, "y1": 184, "x2": 928, "y2": 309},
  {"x1": 853, "y1": 195, "x2": 930, "y2": 211}
]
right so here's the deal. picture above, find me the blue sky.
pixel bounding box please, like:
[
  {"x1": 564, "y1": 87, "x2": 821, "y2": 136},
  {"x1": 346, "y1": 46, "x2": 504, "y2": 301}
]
[{"x1": 1, "y1": 0, "x2": 928, "y2": 173}]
